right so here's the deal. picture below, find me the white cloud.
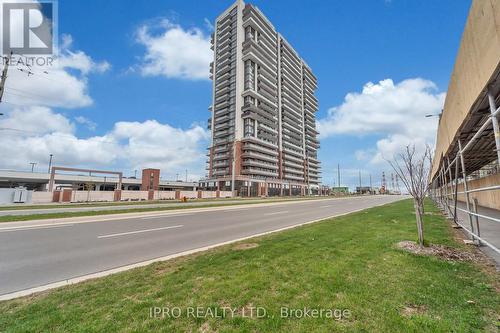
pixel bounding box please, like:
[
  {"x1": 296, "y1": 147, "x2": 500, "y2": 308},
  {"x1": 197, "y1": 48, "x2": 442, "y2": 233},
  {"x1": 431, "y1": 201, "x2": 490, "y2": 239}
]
[
  {"x1": 74, "y1": 115, "x2": 97, "y2": 131},
  {"x1": 2, "y1": 34, "x2": 111, "y2": 109},
  {"x1": 133, "y1": 19, "x2": 212, "y2": 80},
  {"x1": 1, "y1": 106, "x2": 74, "y2": 134},
  {"x1": 0, "y1": 109, "x2": 210, "y2": 179},
  {"x1": 318, "y1": 78, "x2": 445, "y2": 164}
]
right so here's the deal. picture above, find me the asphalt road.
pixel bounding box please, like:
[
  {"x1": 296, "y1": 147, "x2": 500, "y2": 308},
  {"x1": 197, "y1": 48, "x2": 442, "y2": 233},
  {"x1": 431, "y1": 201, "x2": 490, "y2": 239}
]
[
  {"x1": 0, "y1": 199, "x2": 260, "y2": 216},
  {"x1": 0, "y1": 195, "x2": 406, "y2": 297}
]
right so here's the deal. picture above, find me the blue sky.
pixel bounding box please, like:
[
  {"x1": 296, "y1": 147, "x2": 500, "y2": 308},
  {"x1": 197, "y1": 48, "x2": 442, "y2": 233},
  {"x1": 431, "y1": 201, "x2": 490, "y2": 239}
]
[{"x1": 0, "y1": 0, "x2": 471, "y2": 188}]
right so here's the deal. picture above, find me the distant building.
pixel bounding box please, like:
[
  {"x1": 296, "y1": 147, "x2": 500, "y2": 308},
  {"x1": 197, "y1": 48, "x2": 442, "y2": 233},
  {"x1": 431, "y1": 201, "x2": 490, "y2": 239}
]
[
  {"x1": 204, "y1": 0, "x2": 321, "y2": 197},
  {"x1": 0, "y1": 169, "x2": 197, "y2": 191},
  {"x1": 356, "y1": 186, "x2": 372, "y2": 195},
  {"x1": 331, "y1": 186, "x2": 349, "y2": 194}
]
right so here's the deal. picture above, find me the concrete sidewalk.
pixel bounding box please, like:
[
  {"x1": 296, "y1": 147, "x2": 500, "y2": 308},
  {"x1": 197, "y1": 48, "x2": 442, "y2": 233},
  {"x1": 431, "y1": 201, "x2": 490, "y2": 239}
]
[{"x1": 453, "y1": 202, "x2": 500, "y2": 268}]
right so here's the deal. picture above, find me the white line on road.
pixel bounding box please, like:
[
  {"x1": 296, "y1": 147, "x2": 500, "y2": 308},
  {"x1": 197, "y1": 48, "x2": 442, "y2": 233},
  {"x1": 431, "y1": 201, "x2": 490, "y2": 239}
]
[
  {"x1": 0, "y1": 223, "x2": 74, "y2": 232},
  {"x1": 97, "y1": 225, "x2": 183, "y2": 239},
  {"x1": 320, "y1": 205, "x2": 331, "y2": 208},
  {"x1": 263, "y1": 211, "x2": 289, "y2": 216},
  {"x1": 141, "y1": 214, "x2": 194, "y2": 220}
]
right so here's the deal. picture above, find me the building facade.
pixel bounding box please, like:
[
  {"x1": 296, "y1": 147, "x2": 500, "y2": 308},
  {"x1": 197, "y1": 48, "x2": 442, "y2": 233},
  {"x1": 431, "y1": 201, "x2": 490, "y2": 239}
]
[{"x1": 204, "y1": 0, "x2": 321, "y2": 196}]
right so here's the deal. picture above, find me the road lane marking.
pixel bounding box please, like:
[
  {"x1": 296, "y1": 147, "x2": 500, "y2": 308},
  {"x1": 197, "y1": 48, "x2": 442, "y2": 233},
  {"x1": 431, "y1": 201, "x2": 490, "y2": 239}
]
[
  {"x1": 97, "y1": 225, "x2": 183, "y2": 239},
  {"x1": 320, "y1": 205, "x2": 331, "y2": 208},
  {"x1": 141, "y1": 214, "x2": 194, "y2": 220},
  {"x1": 263, "y1": 211, "x2": 289, "y2": 216},
  {"x1": 0, "y1": 223, "x2": 74, "y2": 232}
]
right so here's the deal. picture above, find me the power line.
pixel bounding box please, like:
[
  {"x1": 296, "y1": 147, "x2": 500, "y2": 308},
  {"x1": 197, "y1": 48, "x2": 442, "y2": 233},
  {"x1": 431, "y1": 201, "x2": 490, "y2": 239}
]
[
  {"x1": 2, "y1": 90, "x2": 46, "y2": 102},
  {"x1": 5, "y1": 86, "x2": 52, "y2": 100}
]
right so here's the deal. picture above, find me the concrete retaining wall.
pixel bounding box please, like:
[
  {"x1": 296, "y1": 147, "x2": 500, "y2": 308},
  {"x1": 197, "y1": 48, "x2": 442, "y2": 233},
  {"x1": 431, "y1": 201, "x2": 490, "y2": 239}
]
[
  {"x1": 121, "y1": 190, "x2": 149, "y2": 201},
  {"x1": 71, "y1": 191, "x2": 115, "y2": 202},
  {"x1": 179, "y1": 191, "x2": 198, "y2": 199},
  {"x1": 201, "y1": 191, "x2": 217, "y2": 199},
  {"x1": 0, "y1": 189, "x2": 234, "y2": 204},
  {"x1": 219, "y1": 191, "x2": 233, "y2": 198},
  {"x1": 156, "y1": 191, "x2": 176, "y2": 200},
  {"x1": 31, "y1": 191, "x2": 53, "y2": 204}
]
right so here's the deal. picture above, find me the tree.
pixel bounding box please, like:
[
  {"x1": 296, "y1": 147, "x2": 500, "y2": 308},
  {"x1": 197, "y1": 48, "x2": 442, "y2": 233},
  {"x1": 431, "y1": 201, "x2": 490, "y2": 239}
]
[{"x1": 388, "y1": 145, "x2": 433, "y2": 247}]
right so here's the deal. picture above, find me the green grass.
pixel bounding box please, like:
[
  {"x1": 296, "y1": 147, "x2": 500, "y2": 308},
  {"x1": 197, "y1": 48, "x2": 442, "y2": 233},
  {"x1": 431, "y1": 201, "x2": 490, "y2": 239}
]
[
  {"x1": 0, "y1": 196, "x2": 329, "y2": 223},
  {"x1": 1, "y1": 199, "x2": 498, "y2": 332}
]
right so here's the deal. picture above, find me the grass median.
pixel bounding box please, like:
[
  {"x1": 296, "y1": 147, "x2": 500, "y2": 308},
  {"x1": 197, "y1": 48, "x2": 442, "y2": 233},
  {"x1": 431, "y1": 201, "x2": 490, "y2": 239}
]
[{"x1": 1, "y1": 199, "x2": 498, "y2": 332}]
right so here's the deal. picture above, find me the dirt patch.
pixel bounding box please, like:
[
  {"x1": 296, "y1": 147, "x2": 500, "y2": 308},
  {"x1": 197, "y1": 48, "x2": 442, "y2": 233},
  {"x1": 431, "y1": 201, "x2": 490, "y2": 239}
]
[
  {"x1": 424, "y1": 212, "x2": 439, "y2": 216},
  {"x1": 397, "y1": 241, "x2": 480, "y2": 262},
  {"x1": 233, "y1": 243, "x2": 259, "y2": 250},
  {"x1": 401, "y1": 304, "x2": 427, "y2": 317},
  {"x1": 198, "y1": 321, "x2": 217, "y2": 333}
]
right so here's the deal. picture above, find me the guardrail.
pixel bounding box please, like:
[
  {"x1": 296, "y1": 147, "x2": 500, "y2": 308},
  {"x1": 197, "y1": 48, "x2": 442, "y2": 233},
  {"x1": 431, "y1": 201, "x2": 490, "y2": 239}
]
[{"x1": 430, "y1": 88, "x2": 500, "y2": 255}]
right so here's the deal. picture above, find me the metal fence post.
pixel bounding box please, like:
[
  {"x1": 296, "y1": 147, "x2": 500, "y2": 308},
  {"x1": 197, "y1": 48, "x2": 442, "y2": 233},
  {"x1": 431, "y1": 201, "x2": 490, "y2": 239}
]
[
  {"x1": 453, "y1": 156, "x2": 459, "y2": 225},
  {"x1": 443, "y1": 160, "x2": 452, "y2": 218},
  {"x1": 487, "y1": 87, "x2": 500, "y2": 164},
  {"x1": 472, "y1": 198, "x2": 481, "y2": 246},
  {"x1": 458, "y1": 139, "x2": 475, "y2": 241}
]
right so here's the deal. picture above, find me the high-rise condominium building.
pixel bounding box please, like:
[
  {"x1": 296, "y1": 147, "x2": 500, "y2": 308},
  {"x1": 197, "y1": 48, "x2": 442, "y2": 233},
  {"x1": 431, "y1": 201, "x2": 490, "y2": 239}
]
[{"x1": 203, "y1": 0, "x2": 321, "y2": 196}]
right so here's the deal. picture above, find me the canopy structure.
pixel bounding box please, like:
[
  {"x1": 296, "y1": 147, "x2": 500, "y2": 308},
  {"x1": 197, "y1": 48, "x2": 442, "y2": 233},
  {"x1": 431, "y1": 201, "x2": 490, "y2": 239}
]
[
  {"x1": 431, "y1": 0, "x2": 500, "y2": 181},
  {"x1": 430, "y1": 0, "x2": 500, "y2": 256}
]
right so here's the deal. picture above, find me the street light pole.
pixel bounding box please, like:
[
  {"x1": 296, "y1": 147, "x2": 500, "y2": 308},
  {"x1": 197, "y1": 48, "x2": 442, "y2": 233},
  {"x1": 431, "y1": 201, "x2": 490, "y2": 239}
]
[
  {"x1": 29, "y1": 162, "x2": 36, "y2": 172},
  {"x1": 47, "y1": 154, "x2": 53, "y2": 174}
]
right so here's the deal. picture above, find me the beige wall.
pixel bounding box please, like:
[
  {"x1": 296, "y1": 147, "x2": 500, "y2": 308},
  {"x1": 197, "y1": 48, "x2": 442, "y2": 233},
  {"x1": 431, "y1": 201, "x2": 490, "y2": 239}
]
[
  {"x1": 156, "y1": 191, "x2": 176, "y2": 200},
  {"x1": 72, "y1": 191, "x2": 114, "y2": 202},
  {"x1": 445, "y1": 173, "x2": 500, "y2": 210},
  {"x1": 31, "y1": 191, "x2": 53, "y2": 204},
  {"x1": 121, "y1": 190, "x2": 149, "y2": 201},
  {"x1": 179, "y1": 191, "x2": 198, "y2": 199},
  {"x1": 431, "y1": 0, "x2": 500, "y2": 178},
  {"x1": 201, "y1": 191, "x2": 217, "y2": 199},
  {"x1": 219, "y1": 191, "x2": 233, "y2": 198}
]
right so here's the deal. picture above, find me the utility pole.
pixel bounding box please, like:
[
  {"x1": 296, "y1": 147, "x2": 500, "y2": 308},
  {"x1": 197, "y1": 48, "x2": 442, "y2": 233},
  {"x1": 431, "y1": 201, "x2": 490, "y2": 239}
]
[
  {"x1": 358, "y1": 170, "x2": 362, "y2": 189},
  {"x1": 337, "y1": 164, "x2": 341, "y2": 188},
  {"x1": 381, "y1": 172, "x2": 387, "y2": 194},
  {"x1": 369, "y1": 174, "x2": 372, "y2": 194},
  {"x1": 29, "y1": 162, "x2": 36, "y2": 172},
  {"x1": 134, "y1": 169, "x2": 137, "y2": 178},
  {"x1": 0, "y1": 51, "x2": 13, "y2": 104},
  {"x1": 176, "y1": 173, "x2": 179, "y2": 181},
  {"x1": 185, "y1": 169, "x2": 188, "y2": 182},
  {"x1": 47, "y1": 154, "x2": 53, "y2": 174}
]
